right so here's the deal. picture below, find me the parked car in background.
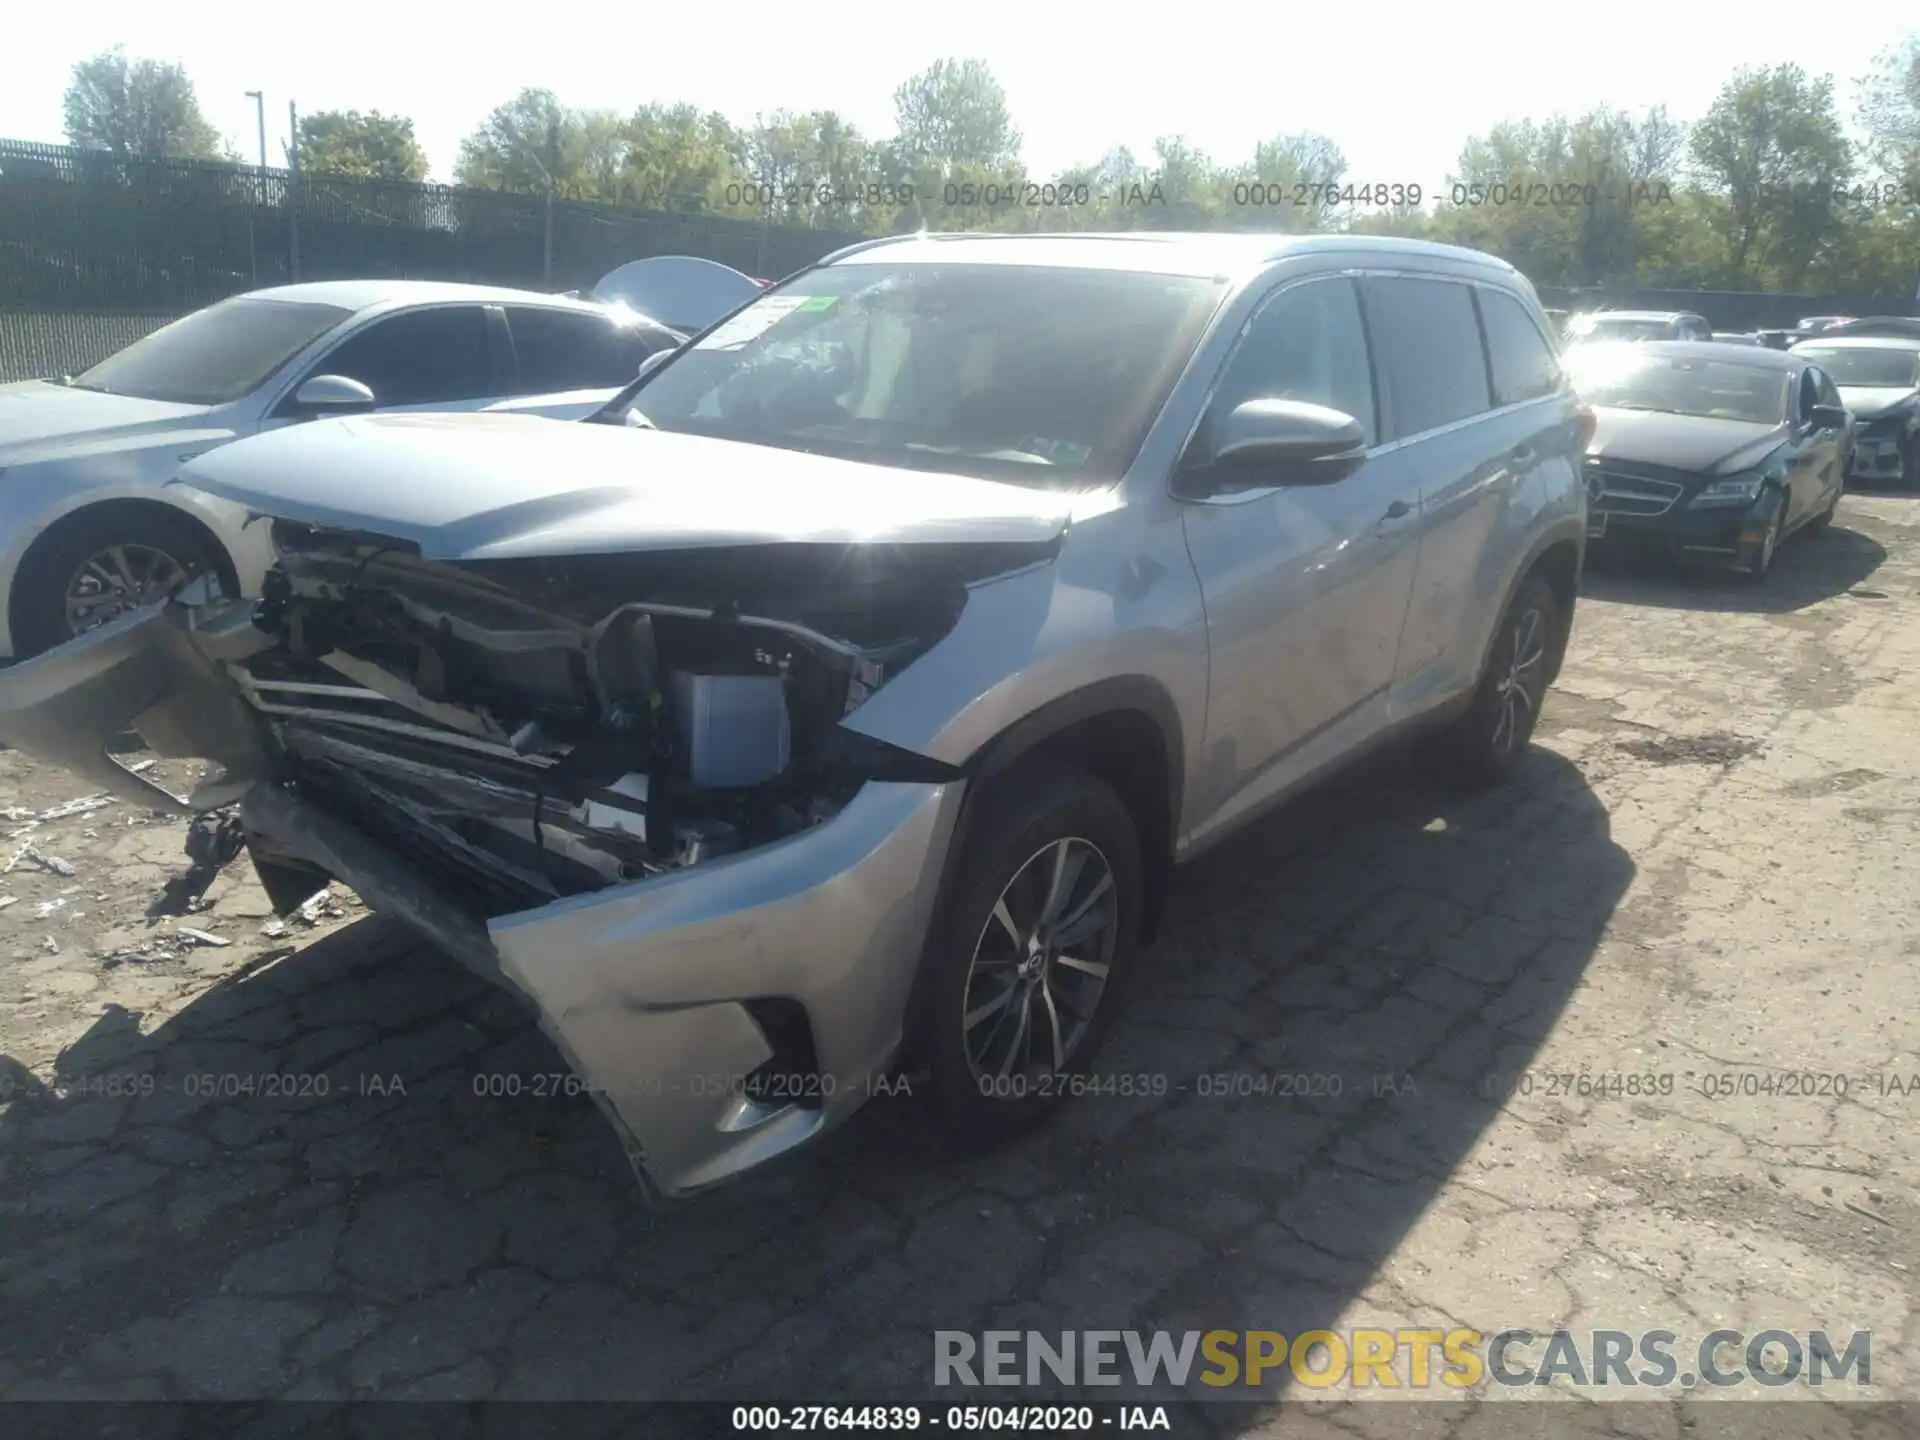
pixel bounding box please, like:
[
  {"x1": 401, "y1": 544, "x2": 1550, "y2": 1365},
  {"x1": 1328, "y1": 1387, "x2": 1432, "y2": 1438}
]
[
  {"x1": 1566, "y1": 341, "x2": 1848, "y2": 579},
  {"x1": 1791, "y1": 335, "x2": 1920, "y2": 488},
  {"x1": 0, "y1": 282, "x2": 683, "y2": 660},
  {"x1": 1712, "y1": 332, "x2": 1763, "y2": 346},
  {"x1": 1566, "y1": 310, "x2": 1714, "y2": 345},
  {"x1": 1755, "y1": 330, "x2": 1798, "y2": 350},
  {"x1": 1795, "y1": 316, "x2": 1856, "y2": 336},
  {"x1": 0, "y1": 230, "x2": 1587, "y2": 1198}
]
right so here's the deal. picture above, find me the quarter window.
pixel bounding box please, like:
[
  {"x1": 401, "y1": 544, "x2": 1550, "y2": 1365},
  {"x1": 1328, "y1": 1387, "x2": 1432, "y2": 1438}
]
[
  {"x1": 1477, "y1": 288, "x2": 1562, "y2": 407},
  {"x1": 310, "y1": 306, "x2": 490, "y2": 408},
  {"x1": 1202, "y1": 277, "x2": 1378, "y2": 448},
  {"x1": 1361, "y1": 277, "x2": 1492, "y2": 438}
]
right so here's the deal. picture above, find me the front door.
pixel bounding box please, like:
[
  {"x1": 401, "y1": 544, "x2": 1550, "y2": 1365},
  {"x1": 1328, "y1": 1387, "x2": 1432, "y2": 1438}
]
[
  {"x1": 1178, "y1": 275, "x2": 1423, "y2": 843},
  {"x1": 261, "y1": 304, "x2": 499, "y2": 432}
]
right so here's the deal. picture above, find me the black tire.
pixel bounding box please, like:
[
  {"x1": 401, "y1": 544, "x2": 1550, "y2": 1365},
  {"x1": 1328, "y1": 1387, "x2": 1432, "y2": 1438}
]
[
  {"x1": 1739, "y1": 499, "x2": 1785, "y2": 582},
  {"x1": 10, "y1": 508, "x2": 219, "y2": 659},
  {"x1": 1420, "y1": 572, "x2": 1559, "y2": 789},
  {"x1": 920, "y1": 766, "x2": 1143, "y2": 1138}
]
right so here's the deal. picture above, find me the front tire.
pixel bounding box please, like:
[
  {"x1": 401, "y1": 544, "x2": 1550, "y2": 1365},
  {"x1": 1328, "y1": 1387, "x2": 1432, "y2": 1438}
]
[
  {"x1": 11, "y1": 509, "x2": 219, "y2": 659},
  {"x1": 1421, "y1": 572, "x2": 1558, "y2": 789},
  {"x1": 921, "y1": 767, "x2": 1143, "y2": 1138},
  {"x1": 1740, "y1": 500, "x2": 1785, "y2": 581}
]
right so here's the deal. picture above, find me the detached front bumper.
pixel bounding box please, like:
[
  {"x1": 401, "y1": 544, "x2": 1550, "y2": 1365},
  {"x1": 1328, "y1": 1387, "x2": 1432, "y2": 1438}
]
[{"x1": 0, "y1": 600, "x2": 968, "y2": 1199}]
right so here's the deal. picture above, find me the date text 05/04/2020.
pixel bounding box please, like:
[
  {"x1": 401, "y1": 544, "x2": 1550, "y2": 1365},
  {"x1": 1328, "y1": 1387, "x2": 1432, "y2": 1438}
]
[{"x1": 730, "y1": 1406, "x2": 1173, "y2": 1431}]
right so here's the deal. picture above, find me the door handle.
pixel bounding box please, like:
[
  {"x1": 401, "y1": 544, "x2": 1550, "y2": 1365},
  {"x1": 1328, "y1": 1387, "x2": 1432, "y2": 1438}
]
[{"x1": 1376, "y1": 499, "x2": 1415, "y2": 532}]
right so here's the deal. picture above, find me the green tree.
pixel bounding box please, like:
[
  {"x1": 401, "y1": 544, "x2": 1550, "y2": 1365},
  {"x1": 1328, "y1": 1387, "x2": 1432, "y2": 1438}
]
[
  {"x1": 61, "y1": 47, "x2": 225, "y2": 159},
  {"x1": 1230, "y1": 131, "x2": 1348, "y2": 231},
  {"x1": 725, "y1": 110, "x2": 878, "y2": 229},
  {"x1": 1856, "y1": 32, "x2": 1920, "y2": 187},
  {"x1": 1688, "y1": 65, "x2": 1852, "y2": 287},
  {"x1": 887, "y1": 58, "x2": 1023, "y2": 228},
  {"x1": 298, "y1": 110, "x2": 428, "y2": 183},
  {"x1": 454, "y1": 88, "x2": 629, "y2": 198},
  {"x1": 618, "y1": 103, "x2": 738, "y2": 211}
]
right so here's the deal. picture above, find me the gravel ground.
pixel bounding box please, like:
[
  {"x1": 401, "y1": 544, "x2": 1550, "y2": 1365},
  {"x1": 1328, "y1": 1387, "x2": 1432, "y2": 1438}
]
[{"x1": 1, "y1": 492, "x2": 1917, "y2": 1429}]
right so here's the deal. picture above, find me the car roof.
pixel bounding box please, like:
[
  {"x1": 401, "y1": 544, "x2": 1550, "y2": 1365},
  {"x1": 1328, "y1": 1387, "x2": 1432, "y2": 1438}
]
[
  {"x1": 1792, "y1": 335, "x2": 1920, "y2": 352},
  {"x1": 1589, "y1": 339, "x2": 1804, "y2": 370},
  {"x1": 823, "y1": 230, "x2": 1521, "y2": 282},
  {"x1": 237, "y1": 279, "x2": 615, "y2": 315}
]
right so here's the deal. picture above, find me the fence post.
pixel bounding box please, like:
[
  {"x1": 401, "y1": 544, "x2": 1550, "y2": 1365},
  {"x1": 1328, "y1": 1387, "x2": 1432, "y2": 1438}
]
[{"x1": 288, "y1": 101, "x2": 301, "y2": 281}]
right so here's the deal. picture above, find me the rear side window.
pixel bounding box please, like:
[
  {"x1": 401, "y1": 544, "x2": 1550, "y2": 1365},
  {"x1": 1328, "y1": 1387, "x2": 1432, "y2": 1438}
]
[
  {"x1": 315, "y1": 306, "x2": 490, "y2": 407},
  {"x1": 1477, "y1": 288, "x2": 1562, "y2": 407},
  {"x1": 503, "y1": 307, "x2": 665, "y2": 394},
  {"x1": 1362, "y1": 278, "x2": 1491, "y2": 438}
]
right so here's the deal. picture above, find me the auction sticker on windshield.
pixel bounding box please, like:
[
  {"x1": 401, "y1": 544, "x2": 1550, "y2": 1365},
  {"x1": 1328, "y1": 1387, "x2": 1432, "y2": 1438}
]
[{"x1": 696, "y1": 295, "x2": 818, "y2": 351}]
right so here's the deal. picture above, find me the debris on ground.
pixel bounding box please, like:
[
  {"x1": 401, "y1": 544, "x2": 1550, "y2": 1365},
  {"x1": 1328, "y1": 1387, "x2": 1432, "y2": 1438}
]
[
  {"x1": 0, "y1": 895, "x2": 16, "y2": 911},
  {"x1": 40, "y1": 935, "x2": 58, "y2": 954},
  {"x1": 149, "y1": 809, "x2": 248, "y2": 916},
  {"x1": 295, "y1": 888, "x2": 344, "y2": 926},
  {"x1": 5, "y1": 843, "x2": 78, "y2": 877},
  {"x1": 176, "y1": 927, "x2": 232, "y2": 949},
  {"x1": 35, "y1": 794, "x2": 115, "y2": 822},
  {"x1": 261, "y1": 919, "x2": 289, "y2": 940},
  {"x1": 33, "y1": 897, "x2": 68, "y2": 920}
]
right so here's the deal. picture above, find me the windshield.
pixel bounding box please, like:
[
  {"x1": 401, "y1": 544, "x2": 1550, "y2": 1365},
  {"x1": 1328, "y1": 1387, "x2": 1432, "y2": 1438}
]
[
  {"x1": 72, "y1": 297, "x2": 352, "y2": 405},
  {"x1": 1570, "y1": 351, "x2": 1788, "y2": 425},
  {"x1": 629, "y1": 262, "x2": 1227, "y2": 486},
  {"x1": 1571, "y1": 316, "x2": 1674, "y2": 343},
  {"x1": 1794, "y1": 347, "x2": 1920, "y2": 388}
]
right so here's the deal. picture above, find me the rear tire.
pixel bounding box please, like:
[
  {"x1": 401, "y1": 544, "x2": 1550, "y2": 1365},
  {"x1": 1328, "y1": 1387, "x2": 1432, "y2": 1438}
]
[
  {"x1": 1420, "y1": 572, "x2": 1558, "y2": 790},
  {"x1": 920, "y1": 767, "x2": 1143, "y2": 1139},
  {"x1": 11, "y1": 508, "x2": 219, "y2": 659}
]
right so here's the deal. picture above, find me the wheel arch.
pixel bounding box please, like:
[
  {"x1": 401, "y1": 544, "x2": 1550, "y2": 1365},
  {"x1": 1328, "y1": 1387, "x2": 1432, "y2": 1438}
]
[
  {"x1": 8, "y1": 497, "x2": 240, "y2": 653},
  {"x1": 1485, "y1": 525, "x2": 1583, "y2": 688},
  {"x1": 898, "y1": 676, "x2": 1186, "y2": 1059}
]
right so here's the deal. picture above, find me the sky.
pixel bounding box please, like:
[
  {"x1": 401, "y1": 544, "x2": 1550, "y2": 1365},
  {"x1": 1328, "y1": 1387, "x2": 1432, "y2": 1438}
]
[{"x1": 0, "y1": 1, "x2": 1900, "y2": 195}]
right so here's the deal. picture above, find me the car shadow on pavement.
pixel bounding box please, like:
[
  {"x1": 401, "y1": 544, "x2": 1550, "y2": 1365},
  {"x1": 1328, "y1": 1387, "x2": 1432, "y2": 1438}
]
[
  {"x1": 1579, "y1": 523, "x2": 1888, "y2": 614},
  {"x1": 0, "y1": 742, "x2": 1631, "y2": 1417}
]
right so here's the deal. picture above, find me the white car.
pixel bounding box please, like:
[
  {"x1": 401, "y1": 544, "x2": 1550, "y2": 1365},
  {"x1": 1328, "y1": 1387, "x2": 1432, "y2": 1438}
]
[{"x1": 0, "y1": 280, "x2": 683, "y2": 660}]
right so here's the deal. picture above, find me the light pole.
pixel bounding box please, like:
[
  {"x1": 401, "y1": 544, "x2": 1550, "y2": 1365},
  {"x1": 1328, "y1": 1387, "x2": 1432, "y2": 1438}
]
[{"x1": 244, "y1": 91, "x2": 266, "y2": 283}]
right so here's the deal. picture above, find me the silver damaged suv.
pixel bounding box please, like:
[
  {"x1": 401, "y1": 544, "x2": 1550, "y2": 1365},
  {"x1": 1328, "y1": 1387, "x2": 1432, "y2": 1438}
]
[{"x1": 0, "y1": 232, "x2": 1589, "y2": 1199}]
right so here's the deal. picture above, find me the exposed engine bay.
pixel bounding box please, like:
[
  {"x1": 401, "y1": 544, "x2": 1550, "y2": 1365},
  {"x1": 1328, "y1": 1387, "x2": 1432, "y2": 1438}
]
[{"x1": 220, "y1": 524, "x2": 1040, "y2": 919}]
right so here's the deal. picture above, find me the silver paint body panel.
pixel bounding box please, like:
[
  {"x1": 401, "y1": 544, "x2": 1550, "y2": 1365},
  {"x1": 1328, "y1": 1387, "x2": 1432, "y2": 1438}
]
[{"x1": 0, "y1": 233, "x2": 1585, "y2": 1196}]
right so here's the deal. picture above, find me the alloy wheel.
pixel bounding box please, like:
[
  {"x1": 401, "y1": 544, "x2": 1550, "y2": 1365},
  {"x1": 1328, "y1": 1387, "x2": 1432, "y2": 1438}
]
[
  {"x1": 961, "y1": 836, "x2": 1119, "y2": 1082},
  {"x1": 63, "y1": 544, "x2": 188, "y2": 637},
  {"x1": 1491, "y1": 605, "x2": 1548, "y2": 756}
]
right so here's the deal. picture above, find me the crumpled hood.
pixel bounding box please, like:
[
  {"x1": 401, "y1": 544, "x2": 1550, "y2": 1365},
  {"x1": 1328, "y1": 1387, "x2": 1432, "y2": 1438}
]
[
  {"x1": 176, "y1": 412, "x2": 1078, "y2": 559},
  {"x1": 1588, "y1": 407, "x2": 1786, "y2": 475},
  {"x1": 0, "y1": 380, "x2": 217, "y2": 465},
  {"x1": 1837, "y1": 386, "x2": 1918, "y2": 422}
]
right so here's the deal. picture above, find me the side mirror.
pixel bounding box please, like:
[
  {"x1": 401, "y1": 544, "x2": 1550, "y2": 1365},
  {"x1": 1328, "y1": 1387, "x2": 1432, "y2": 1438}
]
[
  {"x1": 1810, "y1": 403, "x2": 1848, "y2": 432},
  {"x1": 635, "y1": 347, "x2": 676, "y2": 382},
  {"x1": 1179, "y1": 398, "x2": 1368, "y2": 496},
  {"x1": 292, "y1": 374, "x2": 376, "y2": 415}
]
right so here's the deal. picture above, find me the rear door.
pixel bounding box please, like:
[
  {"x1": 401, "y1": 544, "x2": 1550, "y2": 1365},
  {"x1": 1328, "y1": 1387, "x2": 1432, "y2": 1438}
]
[{"x1": 1363, "y1": 275, "x2": 1557, "y2": 714}]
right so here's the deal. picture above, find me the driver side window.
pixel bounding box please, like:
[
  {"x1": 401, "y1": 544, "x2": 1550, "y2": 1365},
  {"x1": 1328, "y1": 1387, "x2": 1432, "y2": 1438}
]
[
  {"x1": 296, "y1": 306, "x2": 490, "y2": 410},
  {"x1": 1201, "y1": 278, "x2": 1377, "y2": 450}
]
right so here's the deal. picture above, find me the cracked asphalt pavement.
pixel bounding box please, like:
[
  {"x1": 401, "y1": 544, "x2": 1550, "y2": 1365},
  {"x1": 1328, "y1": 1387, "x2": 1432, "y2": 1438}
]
[{"x1": 1, "y1": 493, "x2": 1917, "y2": 1428}]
